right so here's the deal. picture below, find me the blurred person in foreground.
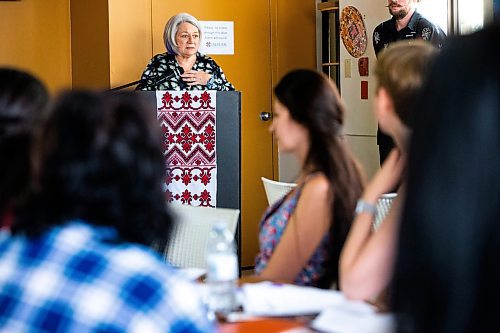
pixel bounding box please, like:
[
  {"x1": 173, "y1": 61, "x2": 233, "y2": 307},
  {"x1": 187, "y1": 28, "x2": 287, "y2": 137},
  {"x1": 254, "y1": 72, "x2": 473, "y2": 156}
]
[
  {"x1": 0, "y1": 91, "x2": 214, "y2": 332},
  {"x1": 136, "y1": 12, "x2": 234, "y2": 91},
  {"x1": 391, "y1": 24, "x2": 500, "y2": 333},
  {"x1": 0, "y1": 68, "x2": 49, "y2": 231}
]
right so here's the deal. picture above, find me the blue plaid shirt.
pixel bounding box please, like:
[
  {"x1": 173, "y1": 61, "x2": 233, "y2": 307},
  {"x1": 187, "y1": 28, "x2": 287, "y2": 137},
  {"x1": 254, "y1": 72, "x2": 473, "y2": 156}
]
[{"x1": 0, "y1": 221, "x2": 215, "y2": 333}]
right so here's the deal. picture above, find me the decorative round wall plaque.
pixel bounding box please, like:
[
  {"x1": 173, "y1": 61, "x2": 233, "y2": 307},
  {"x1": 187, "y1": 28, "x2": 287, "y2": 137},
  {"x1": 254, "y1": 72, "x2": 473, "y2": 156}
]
[{"x1": 340, "y1": 6, "x2": 368, "y2": 58}]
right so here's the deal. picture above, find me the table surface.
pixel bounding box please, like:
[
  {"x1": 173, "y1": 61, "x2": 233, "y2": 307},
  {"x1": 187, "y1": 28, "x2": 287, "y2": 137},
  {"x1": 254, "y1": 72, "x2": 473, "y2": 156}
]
[{"x1": 218, "y1": 317, "x2": 315, "y2": 333}]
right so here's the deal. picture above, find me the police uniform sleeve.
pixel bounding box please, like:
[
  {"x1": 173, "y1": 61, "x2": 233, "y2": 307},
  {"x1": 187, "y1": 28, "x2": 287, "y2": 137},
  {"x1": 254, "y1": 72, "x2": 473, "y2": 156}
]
[{"x1": 417, "y1": 20, "x2": 447, "y2": 49}]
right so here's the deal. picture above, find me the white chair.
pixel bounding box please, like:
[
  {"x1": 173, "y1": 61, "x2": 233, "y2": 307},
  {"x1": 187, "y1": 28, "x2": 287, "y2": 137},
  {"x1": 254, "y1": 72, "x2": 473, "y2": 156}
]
[
  {"x1": 372, "y1": 193, "x2": 397, "y2": 231},
  {"x1": 164, "y1": 204, "x2": 240, "y2": 269},
  {"x1": 261, "y1": 177, "x2": 297, "y2": 206}
]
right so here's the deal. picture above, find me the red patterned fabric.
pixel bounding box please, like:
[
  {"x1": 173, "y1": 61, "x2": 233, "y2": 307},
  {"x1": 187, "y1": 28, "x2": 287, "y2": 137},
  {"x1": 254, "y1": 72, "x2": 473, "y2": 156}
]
[{"x1": 156, "y1": 91, "x2": 217, "y2": 207}]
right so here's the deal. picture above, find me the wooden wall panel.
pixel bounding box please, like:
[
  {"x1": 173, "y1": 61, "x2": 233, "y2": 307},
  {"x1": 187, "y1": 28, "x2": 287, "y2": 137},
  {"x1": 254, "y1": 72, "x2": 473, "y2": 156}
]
[{"x1": 0, "y1": 0, "x2": 71, "y2": 93}]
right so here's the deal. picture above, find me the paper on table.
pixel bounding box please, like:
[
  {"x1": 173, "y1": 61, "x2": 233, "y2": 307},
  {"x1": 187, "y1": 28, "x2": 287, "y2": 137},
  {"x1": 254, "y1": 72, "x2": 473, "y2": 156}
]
[
  {"x1": 241, "y1": 282, "x2": 346, "y2": 316},
  {"x1": 177, "y1": 267, "x2": 207, "y2": 281},
  {"x1": 311, "y1": 302, "x2": 395, "y2": 333}
]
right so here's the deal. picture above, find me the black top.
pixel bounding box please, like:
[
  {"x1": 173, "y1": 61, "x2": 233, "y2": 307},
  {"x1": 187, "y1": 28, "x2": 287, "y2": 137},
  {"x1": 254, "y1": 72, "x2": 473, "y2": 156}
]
[
  {"x1": 136, "y1": 52, "x2": 235, "y2": 91},
  {"x1": 373, "y1": 11, "x2": 447, "y2": 56}
]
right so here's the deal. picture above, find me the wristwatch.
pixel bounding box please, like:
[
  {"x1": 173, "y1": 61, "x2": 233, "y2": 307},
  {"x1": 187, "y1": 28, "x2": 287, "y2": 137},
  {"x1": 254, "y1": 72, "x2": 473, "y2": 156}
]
[{"x1": 355, "y1": 199, "x2": 377, "y2": 216}]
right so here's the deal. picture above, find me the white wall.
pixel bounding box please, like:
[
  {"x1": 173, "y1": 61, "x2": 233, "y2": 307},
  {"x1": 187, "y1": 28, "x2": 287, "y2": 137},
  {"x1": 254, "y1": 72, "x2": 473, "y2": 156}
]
[
  {"x1": 339, "y1": 0, "x2": 388, "y2": 180},
  {"x1": 278, "y1": 0, "x2": 389, "y2": 182},
  {"x1": 279, "y1": 151, "x2": 300, "y2": 183}
]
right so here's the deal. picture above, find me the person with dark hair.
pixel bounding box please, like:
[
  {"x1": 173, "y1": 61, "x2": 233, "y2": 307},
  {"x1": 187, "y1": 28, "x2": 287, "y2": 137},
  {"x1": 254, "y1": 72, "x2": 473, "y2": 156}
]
[
  {"x1": 246, "y1": 69, "x2": 364, "y2": 289},
  {"x1": 374, "y1": 0, "x2": 446, "y2": 165},
  {"x1": 340, "y1": 41, "x2": 438, "y2": 302},
  {"x1": 0, "y1": 68, "x2": 49, "y2": 230},
  {"x1": 136, "y1": 12, "x2": 234, "y2": 91},
  {"x1": 391, "y1": 24, "x2": 500, "y2": 333},
  {"x1": 0, "y1": 91, "x2": 214, "y2": 332}
]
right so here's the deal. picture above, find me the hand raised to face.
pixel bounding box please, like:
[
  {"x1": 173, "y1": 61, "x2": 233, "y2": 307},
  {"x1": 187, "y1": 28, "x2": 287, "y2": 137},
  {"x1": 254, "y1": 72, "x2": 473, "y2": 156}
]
[{"x1": 362, "y1": 149, "x2": 406, "y2": 203}]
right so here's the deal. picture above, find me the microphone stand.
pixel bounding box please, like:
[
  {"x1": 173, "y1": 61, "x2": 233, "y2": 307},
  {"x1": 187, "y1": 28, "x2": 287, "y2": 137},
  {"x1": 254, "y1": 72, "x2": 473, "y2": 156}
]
[
  {"x1": 108, "y1": 79, "x2": 143, "y2": 92},
  {"x1": 108, "y1": 68, "x2": 184, "y2": 92}
]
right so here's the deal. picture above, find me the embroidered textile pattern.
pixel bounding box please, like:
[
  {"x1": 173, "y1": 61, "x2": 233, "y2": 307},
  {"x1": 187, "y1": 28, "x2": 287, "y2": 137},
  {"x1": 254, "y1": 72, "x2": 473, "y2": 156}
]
[{"x1": 157, "y1": 91, "x2": 217, "y2": 207}]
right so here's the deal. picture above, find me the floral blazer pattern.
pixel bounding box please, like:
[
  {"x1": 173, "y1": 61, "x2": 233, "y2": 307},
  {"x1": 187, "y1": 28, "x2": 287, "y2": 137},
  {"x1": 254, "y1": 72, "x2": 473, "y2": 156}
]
[
  {"x1": 136, "y1": 52, "x2": 235, "y2": 91},
  {"x1": 254, "y1": 184, "x2": 330, "y2": 287}
]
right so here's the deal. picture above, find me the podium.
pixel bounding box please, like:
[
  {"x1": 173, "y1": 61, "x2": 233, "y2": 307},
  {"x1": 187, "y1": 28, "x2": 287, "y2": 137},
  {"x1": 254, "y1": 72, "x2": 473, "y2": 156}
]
[
  {"x1": 137, "y1": 90, "x2": 242, "y2": 255},
  {"x1": 211, "y1": 91, "x2": 241, "y2": 211},
  {"x1": 138, "y1": 91, "x2": 241, "y2": 210}
]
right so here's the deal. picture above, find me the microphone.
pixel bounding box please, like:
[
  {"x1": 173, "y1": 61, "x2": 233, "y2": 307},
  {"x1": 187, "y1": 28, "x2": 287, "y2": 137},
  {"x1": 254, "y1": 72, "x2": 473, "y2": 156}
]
[{"x1": 109, "y1": 68, "x2": 184, "y2": 91}]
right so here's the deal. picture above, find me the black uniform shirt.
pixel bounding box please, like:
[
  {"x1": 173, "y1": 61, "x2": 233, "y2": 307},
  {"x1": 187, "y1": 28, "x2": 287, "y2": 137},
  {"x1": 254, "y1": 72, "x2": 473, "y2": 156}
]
[
  {"x1": 373, "y1": 10, "x2": 446, "y2": 157},
  {"x1": 373, "y1": 11, "x2": 446, "y2": 56}
]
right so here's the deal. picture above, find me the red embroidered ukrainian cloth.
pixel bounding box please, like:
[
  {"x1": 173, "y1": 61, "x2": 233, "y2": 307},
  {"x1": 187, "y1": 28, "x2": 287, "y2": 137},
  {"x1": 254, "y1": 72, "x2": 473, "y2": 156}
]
[{"x1": 156, "y1": 91, "x2": 217, "y2": 207}]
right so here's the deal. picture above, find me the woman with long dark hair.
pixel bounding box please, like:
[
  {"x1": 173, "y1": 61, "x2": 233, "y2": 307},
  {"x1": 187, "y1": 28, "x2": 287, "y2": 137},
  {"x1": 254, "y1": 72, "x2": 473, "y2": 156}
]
[{"x1": 249, "y1": 69, "x2": 364, "y2": 288}]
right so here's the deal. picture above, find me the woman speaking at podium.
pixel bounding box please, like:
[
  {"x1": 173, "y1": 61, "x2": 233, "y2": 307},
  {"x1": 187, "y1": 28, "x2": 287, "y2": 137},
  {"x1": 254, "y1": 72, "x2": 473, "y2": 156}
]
[{"x1": 136, "y1": 13, "x2": 235, "y2": 91}]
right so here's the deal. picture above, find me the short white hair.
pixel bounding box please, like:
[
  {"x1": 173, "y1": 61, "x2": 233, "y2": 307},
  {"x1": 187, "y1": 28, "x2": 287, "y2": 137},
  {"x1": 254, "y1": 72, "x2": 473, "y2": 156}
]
[{"x1": 163, "y1": 13, "x2": 202, "y2": 55}]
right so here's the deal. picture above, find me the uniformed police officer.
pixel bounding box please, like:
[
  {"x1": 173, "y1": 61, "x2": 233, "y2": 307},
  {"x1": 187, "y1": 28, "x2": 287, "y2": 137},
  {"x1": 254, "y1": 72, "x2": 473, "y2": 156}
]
[{"x1": 373, "y1": 0, "x2": 446, "y2": 164}]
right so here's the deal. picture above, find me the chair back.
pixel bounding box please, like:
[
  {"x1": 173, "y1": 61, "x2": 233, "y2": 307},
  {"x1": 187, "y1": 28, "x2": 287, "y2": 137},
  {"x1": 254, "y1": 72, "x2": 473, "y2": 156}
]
[
  {"x1": 373, "y1": 193, "x2": 398, "y2": 231},
  {"x1": 164, "y1": 204, "x2": 240, "y2": 269},
  {"x1": 261, "y1": 177, "x2": 297, "y2": 206}
]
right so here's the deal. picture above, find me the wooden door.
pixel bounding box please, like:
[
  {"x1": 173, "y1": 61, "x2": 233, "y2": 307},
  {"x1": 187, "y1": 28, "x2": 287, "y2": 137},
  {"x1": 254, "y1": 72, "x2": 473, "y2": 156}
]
[{"x1": 151, "y1": 0, "x2": 274, "y2": 268}]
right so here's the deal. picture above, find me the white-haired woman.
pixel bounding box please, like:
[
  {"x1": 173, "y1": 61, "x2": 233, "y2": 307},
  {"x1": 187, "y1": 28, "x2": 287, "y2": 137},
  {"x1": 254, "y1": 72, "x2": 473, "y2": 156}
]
[{"x1": 137, "y1": 13, "x2": 234, "y2": 91}]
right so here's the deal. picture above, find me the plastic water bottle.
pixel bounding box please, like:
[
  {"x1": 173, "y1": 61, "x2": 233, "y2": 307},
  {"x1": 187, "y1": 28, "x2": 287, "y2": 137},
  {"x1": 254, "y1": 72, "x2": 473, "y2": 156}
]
[{"x1": 206, "y1": 221, "x2": 238, "y2": 315}]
